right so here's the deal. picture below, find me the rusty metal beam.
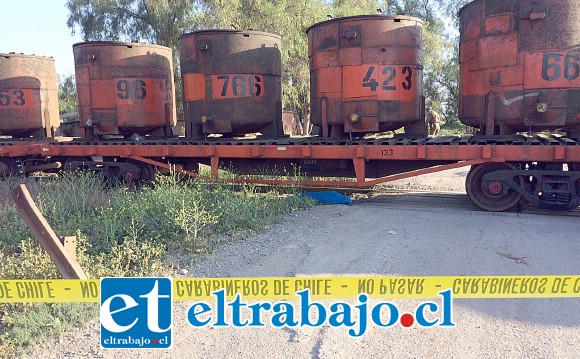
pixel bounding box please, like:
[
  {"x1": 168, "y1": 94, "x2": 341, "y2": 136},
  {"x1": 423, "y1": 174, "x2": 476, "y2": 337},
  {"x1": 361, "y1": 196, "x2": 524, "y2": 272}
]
[
  {"x1": 9, "y1": 184, "x2": 86, "y2": 279},
  {"x1": 0, "y1": 143, "x2": 43, "y2": 157},
  {"x1": 203, "y1": 159, "x2": 493, "y2": 189},
  {"x1": 362, "y1": 159, "x2": 490, "y2": 186},
  {"x1": 39, "y1": 142, "x2": 580, "y2": 163},
  {"x1": 124, "y1": 155, "x2": 200, "y2": 178}
]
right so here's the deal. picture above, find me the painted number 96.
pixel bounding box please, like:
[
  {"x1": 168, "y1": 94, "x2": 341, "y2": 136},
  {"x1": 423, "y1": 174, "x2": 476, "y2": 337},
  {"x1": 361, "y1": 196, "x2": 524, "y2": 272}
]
[
  {"x1": 116, "y1": 79, "x2": 147, "y2": 100},
  {"x1": 541, "y1": 51, "x2": 580, "y2": 81}
]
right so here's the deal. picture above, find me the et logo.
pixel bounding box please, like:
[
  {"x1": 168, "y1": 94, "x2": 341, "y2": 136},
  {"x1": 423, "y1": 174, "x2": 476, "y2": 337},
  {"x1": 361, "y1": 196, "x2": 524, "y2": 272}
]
[{"x1": 100, "y1": 278, "x2": 172, "y2": 349}]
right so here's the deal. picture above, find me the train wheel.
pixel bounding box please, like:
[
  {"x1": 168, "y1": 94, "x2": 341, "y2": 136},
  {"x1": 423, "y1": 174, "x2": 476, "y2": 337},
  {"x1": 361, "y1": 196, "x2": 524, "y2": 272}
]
[
  {"x1": 466, "y1": 163, "x2": 523, "y2": 211},
  {"x1": 0, "y1": 158, "x2": 18, "y2": 177},
  {"x1": 120, "y1": 167, "x2": 140, "y2": 183},
  {"x1": 123, "y1": 159, "x2": 156, "y2": 183},
  {"x1": 142, "y1": 163, "x2": 156, "y2": 182}
]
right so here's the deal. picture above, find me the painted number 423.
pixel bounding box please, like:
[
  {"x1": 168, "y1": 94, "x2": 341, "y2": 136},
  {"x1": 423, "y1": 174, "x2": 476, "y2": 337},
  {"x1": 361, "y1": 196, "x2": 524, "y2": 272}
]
[{"x1": 362, "y1": 66, "x2": 413, "y2": 91}]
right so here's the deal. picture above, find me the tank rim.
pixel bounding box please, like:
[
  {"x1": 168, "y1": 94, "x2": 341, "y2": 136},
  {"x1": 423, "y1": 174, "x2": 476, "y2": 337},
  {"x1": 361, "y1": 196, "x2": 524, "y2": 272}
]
[
  {"x1": 458, "y1": 0, "x2": 481, "y2": 16},
  {"x1": 72, "y1": 41, "x2": 171, "y2": 50},
  {"x1": 0, "y1": 53, "x2": 55, "y2": 61},
  {"x1": 306, "y1": 14, "x2": 424, "y2": 34},
  {"x1": 179, "y1": 29, "x2": 281, "y2": 40}
]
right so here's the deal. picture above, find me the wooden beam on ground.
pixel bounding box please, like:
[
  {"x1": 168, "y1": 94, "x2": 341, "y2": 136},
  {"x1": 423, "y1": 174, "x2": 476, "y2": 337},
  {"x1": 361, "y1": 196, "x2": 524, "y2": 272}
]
[{"x1": 10, "y1": 184, "x2": 86, "y2": 279}]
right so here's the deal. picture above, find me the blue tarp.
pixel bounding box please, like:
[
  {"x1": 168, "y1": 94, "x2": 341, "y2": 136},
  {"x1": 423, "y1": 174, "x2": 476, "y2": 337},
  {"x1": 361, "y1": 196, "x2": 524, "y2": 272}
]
[{"x1": 299, "y1": 191, "x2": 352, "y2": 205}]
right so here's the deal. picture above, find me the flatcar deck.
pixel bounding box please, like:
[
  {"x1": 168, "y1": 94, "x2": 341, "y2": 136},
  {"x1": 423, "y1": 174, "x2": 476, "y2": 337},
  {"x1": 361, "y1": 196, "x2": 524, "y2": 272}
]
[
  {"x1": 2, "y1": 134, "x2": 580, "y2": 211},
  {"x1": 0, "y1": 134, "x2": 578, "y2": 182}
]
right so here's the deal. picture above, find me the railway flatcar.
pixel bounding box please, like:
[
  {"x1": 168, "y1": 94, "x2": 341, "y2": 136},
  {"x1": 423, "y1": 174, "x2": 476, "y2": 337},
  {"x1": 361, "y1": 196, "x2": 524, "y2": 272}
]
[{"x1": 1, "y1": 5, "x2": 580, "y2": 213}]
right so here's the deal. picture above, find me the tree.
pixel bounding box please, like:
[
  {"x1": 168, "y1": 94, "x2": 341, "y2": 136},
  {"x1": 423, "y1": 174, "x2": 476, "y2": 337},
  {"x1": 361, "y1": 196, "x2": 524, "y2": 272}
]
[
  {"x1": 196, "y1": 0, "x2": 380, "y2": 132},
  {"x1": 66, "y1": 0, "x2": 198, "y2": 120},
  {"x1": 438, "y1": 0, "x2": 471, "y2": 24},
  {"x1": 66, "y1": 0, "x2": 197, "y2": 49},
  {"x1": 57, "y1": 74, "x2": 78, "y2": 114},
  {"x1": 66, "y1": 0, "x2": 383, "y2": 131},
  {"x1": 385, "y1": 0, "x2": 461, "y2": 127},
  {"x1": 65, "y1": 0, "x2": 469, "y2": 132}
]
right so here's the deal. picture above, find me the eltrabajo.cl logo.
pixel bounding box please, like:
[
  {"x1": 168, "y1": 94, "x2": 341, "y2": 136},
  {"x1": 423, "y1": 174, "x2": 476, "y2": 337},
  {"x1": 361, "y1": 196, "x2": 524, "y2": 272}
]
[{"x1": 100, "y1": 277, "x2": 172, "y2": 349}]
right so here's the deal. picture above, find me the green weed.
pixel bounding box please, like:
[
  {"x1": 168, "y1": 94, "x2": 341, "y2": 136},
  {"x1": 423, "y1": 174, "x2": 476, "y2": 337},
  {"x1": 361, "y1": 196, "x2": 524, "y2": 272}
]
[{"x1": 0, "y1": 170, "x2": 315, "y2": 357}]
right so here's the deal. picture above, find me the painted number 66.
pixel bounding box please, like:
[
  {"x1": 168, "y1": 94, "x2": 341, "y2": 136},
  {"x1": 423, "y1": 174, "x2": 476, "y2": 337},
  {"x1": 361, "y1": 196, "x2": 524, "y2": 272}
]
[{"x1": 541, "y1": 51, "x2": 580, "y2": 81}]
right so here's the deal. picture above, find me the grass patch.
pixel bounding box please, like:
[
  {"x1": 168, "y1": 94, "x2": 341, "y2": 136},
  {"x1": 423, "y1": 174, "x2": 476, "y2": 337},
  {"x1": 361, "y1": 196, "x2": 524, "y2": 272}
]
[{"x1": 0, "y1": 172, "x2": 315, "y2": 357}]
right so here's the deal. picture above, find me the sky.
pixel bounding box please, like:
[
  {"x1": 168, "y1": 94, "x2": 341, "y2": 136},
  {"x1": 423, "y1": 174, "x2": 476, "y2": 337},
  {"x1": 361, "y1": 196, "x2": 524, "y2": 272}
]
[{"x1": 1, "y1": 1, "x2": 84, "y2": 77}]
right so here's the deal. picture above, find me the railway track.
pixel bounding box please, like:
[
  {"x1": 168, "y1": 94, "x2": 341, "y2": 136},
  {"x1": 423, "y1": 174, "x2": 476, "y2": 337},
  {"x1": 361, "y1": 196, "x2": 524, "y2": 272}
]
[
  {"x1": 354, "y1": 189, "x2": 580, "y2": 217},
  {"x1": 17, "y1": 174, "x2": 580, "y2": 217}
]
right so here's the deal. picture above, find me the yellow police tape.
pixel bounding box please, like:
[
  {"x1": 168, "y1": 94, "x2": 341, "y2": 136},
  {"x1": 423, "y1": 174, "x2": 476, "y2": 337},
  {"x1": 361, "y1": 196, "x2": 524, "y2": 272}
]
[{"x1": 0, "y1": 276, "x2": 579, "y2": 303}]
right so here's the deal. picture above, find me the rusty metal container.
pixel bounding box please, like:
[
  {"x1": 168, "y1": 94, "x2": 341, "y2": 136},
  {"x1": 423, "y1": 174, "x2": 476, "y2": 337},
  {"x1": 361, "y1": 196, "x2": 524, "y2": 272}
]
[
  {"x1": 179, "y1": 30, "x2": 283, "y2": 138},
  {"x1": 459, "y1": 0, "x2": 580, "y2": 135},
  {"x1": 0, "y1": 53, "x2": 59, "y2": 137},
  {"x1": 307, "y1": 14, "x2": 424, "y2": 138},
  {"x1": 73, "y1": 42, "x2": 176, "y2": 138}
]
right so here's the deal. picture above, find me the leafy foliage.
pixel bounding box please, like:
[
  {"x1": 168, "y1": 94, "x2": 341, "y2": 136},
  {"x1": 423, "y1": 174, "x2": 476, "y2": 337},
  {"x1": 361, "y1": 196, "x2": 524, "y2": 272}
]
[
  {"x1": 386, "y1": 0, "x2": 461, "y2": 125},
  {"x1": 57, "y1": 74, "x2": 78, "y2": 114},
  {"x1": 66, "y1": 0, "x2": 197, "y2": 48},
  {"x1": 66, "y1": 0, "x2": 198, "y2": 119},
  {"x1": 0, "y1": 172, "x2": 314, "y2": 356},
  {"x1": 64, "y1": 0, "x2": 471, "y2": 128},
  {"x1": 66, "y1": 1, "x2": 388, "y2": 123}
]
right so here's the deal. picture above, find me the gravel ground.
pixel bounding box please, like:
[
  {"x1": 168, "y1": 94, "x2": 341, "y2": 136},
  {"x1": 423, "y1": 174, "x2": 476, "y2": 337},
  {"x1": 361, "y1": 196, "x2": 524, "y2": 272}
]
[{"x1": 29, "y1": 167, "x2": 580, "y2": 358}]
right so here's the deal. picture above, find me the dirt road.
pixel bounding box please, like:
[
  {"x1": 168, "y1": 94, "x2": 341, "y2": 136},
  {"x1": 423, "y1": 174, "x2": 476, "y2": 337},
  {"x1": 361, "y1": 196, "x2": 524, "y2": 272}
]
[{"x1": 34, "y1": 168, "x2": 580, "y2": 358}]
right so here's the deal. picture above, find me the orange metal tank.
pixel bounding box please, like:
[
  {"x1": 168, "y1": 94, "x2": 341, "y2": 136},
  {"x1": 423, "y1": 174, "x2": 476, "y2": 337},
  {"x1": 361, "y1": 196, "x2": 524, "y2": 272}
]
[
  {"x1": 73, "y1": 42, "x2": 176, "y2": 138},
  {"x1": 307, "y1": 15, "x2": 424, "y2": 138},
  {"x1": 459, "y1": 0, "x2": 580, "y2": 135},
  {"x1": 179, "y1": 30, "x2": 283, "y2": 139},
  {"x1": 0, "y1": 53, "x2": 59, "y2": 137}
]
